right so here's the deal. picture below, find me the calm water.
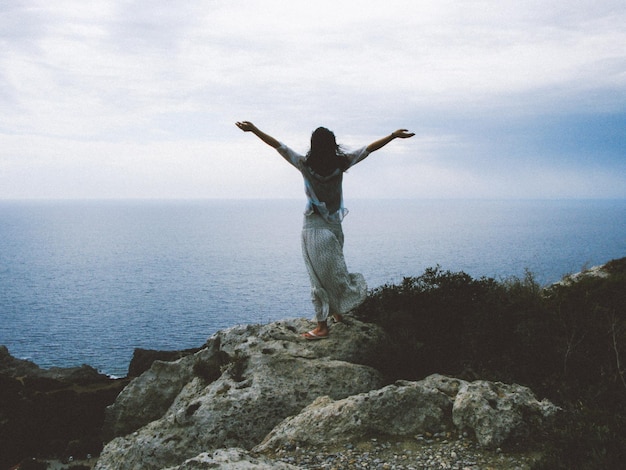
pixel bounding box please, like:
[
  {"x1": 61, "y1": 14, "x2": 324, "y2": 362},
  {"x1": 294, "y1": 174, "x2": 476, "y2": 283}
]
[{"x1": 1, "y1": 199, "x2": 624, "y2": 377}]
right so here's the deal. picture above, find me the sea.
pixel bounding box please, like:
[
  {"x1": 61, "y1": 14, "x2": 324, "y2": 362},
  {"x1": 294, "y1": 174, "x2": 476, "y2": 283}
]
[{"x1": 1, "y1": 199, "x2": 625, "y2": 377}]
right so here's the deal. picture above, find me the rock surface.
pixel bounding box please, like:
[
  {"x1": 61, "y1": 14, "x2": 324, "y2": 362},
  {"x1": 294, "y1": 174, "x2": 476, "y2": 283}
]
[
  {"x1": 451, "y1": 376, "x2": 559, "y2": 447},
  {"x1": 162, "y1": 448, "x2": 300, "y2": 470},
  {"x1": 267, "y1": 435, "x2": 543, "y2": 469},
  {"x1": 95, "y1": 317, "x2": 557, "y2": 470},
  {"x1": 95, "y1": 317, "x2": 386, "y2": 470},
  {"x1": 101, "y1": 340, "x2": 228, "y2": 441},
  {"x1": 127, "y1": 346, "x2": 201, "y2": 378},
  {"x1": 254, "y1": 378, "x2": 450, "y2": 452},
  {"x1": 255, "y1": 374, "x2": 558, "y2": 452}
]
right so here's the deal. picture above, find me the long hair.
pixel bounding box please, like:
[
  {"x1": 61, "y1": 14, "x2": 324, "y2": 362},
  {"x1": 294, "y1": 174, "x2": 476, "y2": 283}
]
[{"x1": 305, "y1": 127, "x2": 349, "y2": 176}]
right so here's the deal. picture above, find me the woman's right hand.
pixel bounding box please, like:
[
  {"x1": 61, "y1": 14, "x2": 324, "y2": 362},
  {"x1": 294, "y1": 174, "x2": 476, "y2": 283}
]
[{"x1": 235, "y1": 121, "x2": 281, "y2": 148}]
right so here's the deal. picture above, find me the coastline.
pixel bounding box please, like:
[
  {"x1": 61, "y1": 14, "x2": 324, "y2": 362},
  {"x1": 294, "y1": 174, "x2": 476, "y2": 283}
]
[
  {"x1": 3, "y1": 258, "x2": 625, "y2": 469},
  {"x1": 3, "y1": 199, "x2": 625, "y2": 377}
]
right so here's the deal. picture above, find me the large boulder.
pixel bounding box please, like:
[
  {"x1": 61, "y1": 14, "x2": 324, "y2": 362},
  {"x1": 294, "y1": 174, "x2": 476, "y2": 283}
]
[
  {"x1": 254, "y1": 379, "x2": 451, "y2": 452},
  {"x1": 451, "y1": 377, "x2": 559, "y2": 448},
  {"x1": 255, "y1": 374, "x2": 558, "y2": 452},
  {"x1": 95, "y1": 318, "x2": 386, "y2": 470}
]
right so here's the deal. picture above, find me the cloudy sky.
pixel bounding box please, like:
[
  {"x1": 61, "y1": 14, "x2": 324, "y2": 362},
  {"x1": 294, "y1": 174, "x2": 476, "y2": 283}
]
[{"x1": 1, "y1": 0, "x2": 625, "y2": 200}]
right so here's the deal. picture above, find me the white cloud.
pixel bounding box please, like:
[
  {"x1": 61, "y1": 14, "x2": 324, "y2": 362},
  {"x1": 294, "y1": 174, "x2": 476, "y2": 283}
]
[{"x1": 0, "y1": 0, "x2": 624, "y2": 199}]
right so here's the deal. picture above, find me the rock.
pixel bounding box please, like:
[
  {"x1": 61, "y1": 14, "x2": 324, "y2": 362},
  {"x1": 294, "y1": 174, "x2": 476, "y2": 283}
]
[
  {"x1": 95, "y1": 318, "x2": 557, "y2": 469},
  {"x1": 95, "y1": 317, "x2": 386, "y2": 470},
  {"x1": 162, "y1": 448, "x2": 300, "y2": 470},
  {"x1": 553, "y1": 259, "x2": 625, "y2": 287},
  {"x1": 0, "y1": 345, "x2": 112, "y2": 386},
  {"x1": 127, "y1": 346, "x2": 202, "y2": 377},
  {"x1": 102, "y1": 339, "x2": 228, "y2": 441},
  {"x1": 451, "y1": 377, "x2": 559, "y2": 448},
  {"x1": 0, "y1": 346, "x2": 128, "y2": 469},
  {"x1": 254, "y1": 379, "x2": 452, "y2": 452},
  {"x1": 254, "y1": 374, "x2": 558, "y2": 453},
  {"x1": 215, "y1": 317, "x2": 387, "y2": 367}
]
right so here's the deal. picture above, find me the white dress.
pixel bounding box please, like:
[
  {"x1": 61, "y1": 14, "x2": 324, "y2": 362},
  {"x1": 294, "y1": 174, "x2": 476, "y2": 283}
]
[{"x1": 276, "y1": 143, "x2": 369, "y2": 322}]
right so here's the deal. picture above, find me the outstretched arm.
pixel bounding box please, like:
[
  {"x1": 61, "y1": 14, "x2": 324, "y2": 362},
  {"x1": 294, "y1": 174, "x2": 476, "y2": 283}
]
[
  {"x1": 366, "y1": 129, "x2": 415, "y2": 153},
  {"x1": 235, "y1": 121, "x2": 280, "y2": 149}
]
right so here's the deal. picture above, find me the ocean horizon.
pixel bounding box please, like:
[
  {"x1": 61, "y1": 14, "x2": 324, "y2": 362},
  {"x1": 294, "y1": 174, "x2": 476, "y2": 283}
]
[{"x1": 1, "y1": 198, "x2": 625, "y2": 377}]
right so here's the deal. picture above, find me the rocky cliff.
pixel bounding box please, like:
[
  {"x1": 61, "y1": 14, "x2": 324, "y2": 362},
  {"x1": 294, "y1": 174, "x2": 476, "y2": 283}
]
[
  {"x1": 4, "y1": 259, "x2": 624, "y2": 469},
  {"x1": 94, "y1": 317, "x2": 557, "y2": 470},
  {"x1": 0, "y1": 346, "x2": 128, "y2": 469}
]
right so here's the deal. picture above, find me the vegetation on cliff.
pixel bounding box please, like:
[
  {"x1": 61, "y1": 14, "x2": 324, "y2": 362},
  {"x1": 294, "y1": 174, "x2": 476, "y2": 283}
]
[{"x1": 354, "y1": 257, "x2": 626, "y2": 469}]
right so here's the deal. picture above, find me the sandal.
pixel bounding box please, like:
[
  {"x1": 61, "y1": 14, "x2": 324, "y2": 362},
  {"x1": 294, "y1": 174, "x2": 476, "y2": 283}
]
[{"x1": 302, "y1": 329, "x2": 329, "y2": 340}]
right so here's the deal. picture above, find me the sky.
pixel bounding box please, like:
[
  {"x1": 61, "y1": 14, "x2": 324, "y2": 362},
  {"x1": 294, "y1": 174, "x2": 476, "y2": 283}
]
[{"x1": 1, "y1": 0, "x2": 625, "y2": 200}]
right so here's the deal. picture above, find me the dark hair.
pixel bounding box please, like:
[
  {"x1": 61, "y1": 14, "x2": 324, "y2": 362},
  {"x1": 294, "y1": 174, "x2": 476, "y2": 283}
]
[{"x1": 305, "y1": 127, "x2": 349, "y2": 176}]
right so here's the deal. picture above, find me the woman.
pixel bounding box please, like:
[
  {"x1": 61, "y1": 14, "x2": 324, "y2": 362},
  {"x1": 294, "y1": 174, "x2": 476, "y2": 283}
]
[{"x1": 236, "y1": 121, "x2": 414, "y2": 339}]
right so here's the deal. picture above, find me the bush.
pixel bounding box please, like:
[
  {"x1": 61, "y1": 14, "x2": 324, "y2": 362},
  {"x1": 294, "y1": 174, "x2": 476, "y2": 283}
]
[
  {"x1": 355, "y1": 266, "x2": 554, "y2": 384},
  {"x1": 354, "y1": 258, "x2": 626, "y2": 469}
]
